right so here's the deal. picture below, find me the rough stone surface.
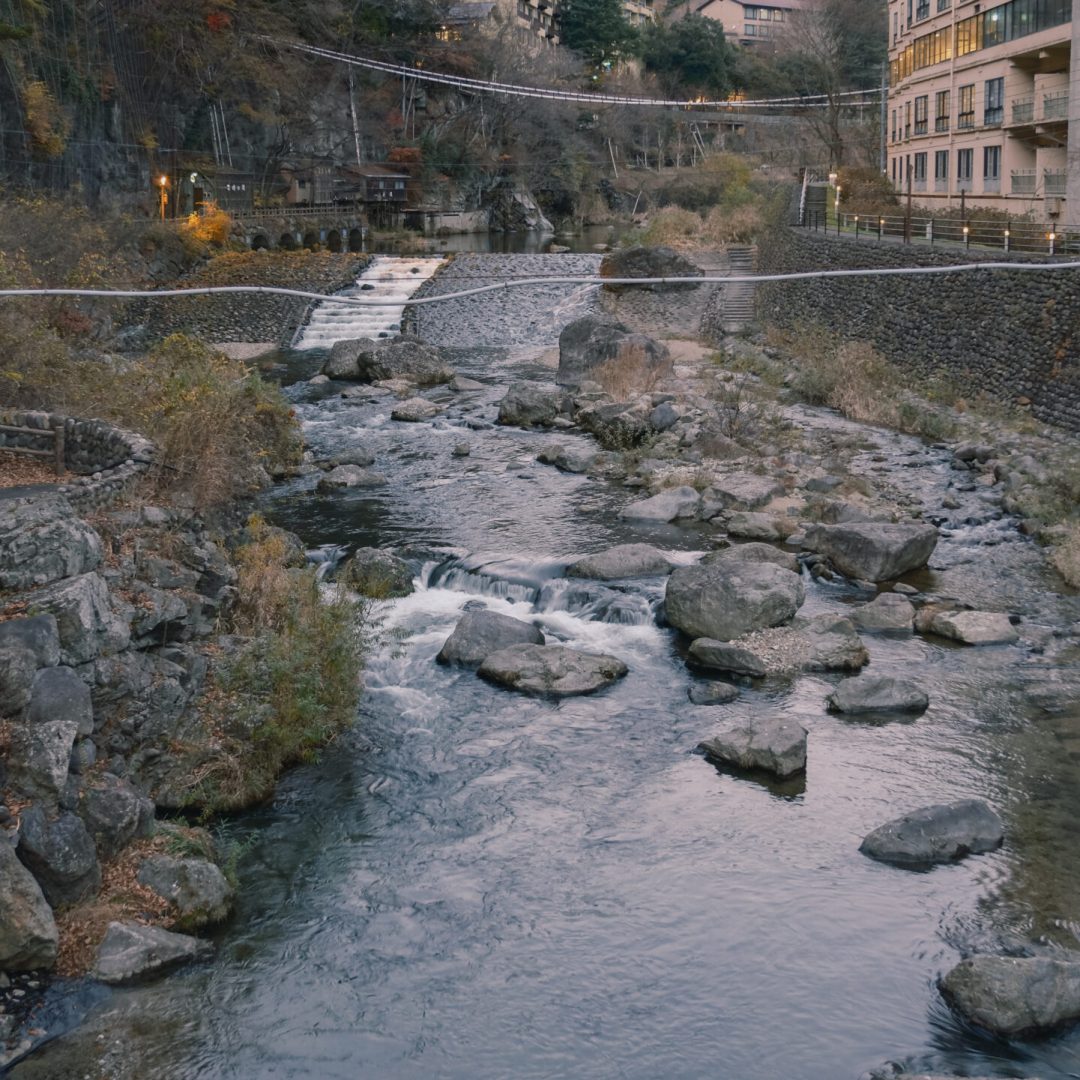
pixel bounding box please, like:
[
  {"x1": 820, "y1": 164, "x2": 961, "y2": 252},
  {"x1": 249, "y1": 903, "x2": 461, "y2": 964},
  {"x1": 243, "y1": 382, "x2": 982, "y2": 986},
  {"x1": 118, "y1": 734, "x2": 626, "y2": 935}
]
[
  {"x1": 710, "y1": 474, "x2": 785, "y2": 511},
  {"x1": 619, "y1": 485, "x2": 701, "y2": 522},
  {"x1": 8, "y1": 714, "x2": 79, "y2": 802},
  {"x1": 698, "y1": 717, "x2": 808, "y2": 778},
  {"x1": 391, "y1": 397, "x2": 443, "y2": 423},
  {"x1": 436, "y1": 610, "x2": 544, "y2": 668},
  {"x1": 860, "y1": 799, "x2": 1004, "y2": 867},
  {"x1": 688, "y1": 681, "x2": 740, "y2": 705},
  {"x1": 803, "y1": 615, "x2": 870, "y2": 672},
  {"x1": 136, "y1": 855, "x2": 234, "y2": 929},
  {"x1": 497, "y1": 382, "x2": 569, "y2": 428},
  {"x1": 556, "y1": 315, "x2": 672, "y2": 389},
  {"x1": 93, "y1": 921, "x2": 211, "y2": 985},
  {"x1": 575, "y1": 402, "x2": 654, "y2": 449},
  {"x1": 827, "y1": 676, "x2": 929, "y2": 714},
  {"x1": 16, "y1": 805, "x2": 101, "y2": 908},
  {"x1": 322, "y1": 338, "x2": 377, "y2": 379},
  {"x1": 0, "y1": 615, "x2": 60, "y2": 717},
  {"x1": 344, "y1": 548, "x2": 414, "y2": 598},
  {"x1": 26, "y1": 665, "x2": 94, "y2": 737},
  {"x1": 939, "y1": 955, "x2": 1080, "y2": 1037},
  {"x1": 21, "y1": 572, "x2": 129, "y2": 666},
  {"x1": 323, "y1": 337, "x2": 453, "y2": 386},
  {"x1": 315, "y1": 464, "x2": 388, "y2": 490},
  {"x1": 851, "y1": 593, "x2": 915, "y2": 632},
  {"x1": 666, "y1": 561, "x2": 805, "y2": 642},
  {"x1": 703, "y1": 542, "x2": 800, "y2": 575},
  {"x1": 688, "y1": 638, "x2": 767, "y2": 678},
  {"x1": 478, "y1": 643, "x2": 628, "y2": 697},
  {"x1": 0, "y1": 491, "x2": 103, "y2": 590},
  {"x1": 537, "y1": 444, "x2": 597, "y2": 474},
  {"x1": 566, "y1": 544, "x2": 673, "y2": 580},
  {"x1": 0, "y1": 839, "x2": 58, "y2": 971},
  {"x1": 801, "y1": 522, "x2": 939, "y2": 582},
  {"x1": 927, "y1": 610, "x2": 1019, "y2": 646},
  {"x1": 79, "y1": 777, "x2": 155, "y2": 859},
  {"x1": 319, "y1": 445, "x2": 375, "y2": 469}
]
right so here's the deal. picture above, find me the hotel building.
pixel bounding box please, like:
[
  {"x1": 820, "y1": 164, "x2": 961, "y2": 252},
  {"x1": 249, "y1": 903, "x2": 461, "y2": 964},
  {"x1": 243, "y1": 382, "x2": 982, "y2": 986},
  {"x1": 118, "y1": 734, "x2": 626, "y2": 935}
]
[{"x1": 887, "y1": 0, "x2": 1078, "y2": 224}]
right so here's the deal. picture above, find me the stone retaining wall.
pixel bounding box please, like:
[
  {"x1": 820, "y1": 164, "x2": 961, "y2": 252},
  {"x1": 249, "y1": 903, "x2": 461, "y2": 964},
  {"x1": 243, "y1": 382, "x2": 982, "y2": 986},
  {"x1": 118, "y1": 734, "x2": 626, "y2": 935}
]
[
  {"x1": 0, "y1": 409, "x2": 156, "y2": 510},
  {"x1": 755, "y1": 228, "x2": 1080, "y2": 432}
]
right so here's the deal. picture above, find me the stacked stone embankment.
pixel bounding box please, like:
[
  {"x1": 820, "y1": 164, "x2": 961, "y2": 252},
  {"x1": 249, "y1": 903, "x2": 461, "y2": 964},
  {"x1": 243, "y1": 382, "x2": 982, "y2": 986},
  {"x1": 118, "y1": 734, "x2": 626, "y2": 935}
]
[
  {"x1": 749, "y1": 228, "x2": 1080, "y2": 432},
  {"x1": 0, "y1": 410, "x2": 155, "y2": 512}
]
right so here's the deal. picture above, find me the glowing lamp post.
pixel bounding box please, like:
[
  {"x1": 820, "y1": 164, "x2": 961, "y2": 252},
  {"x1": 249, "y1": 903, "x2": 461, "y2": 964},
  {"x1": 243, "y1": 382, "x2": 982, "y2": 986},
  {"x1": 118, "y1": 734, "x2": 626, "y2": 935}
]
[{"x1": 158, "y1": 175, "x2": 169, "y2": 222}]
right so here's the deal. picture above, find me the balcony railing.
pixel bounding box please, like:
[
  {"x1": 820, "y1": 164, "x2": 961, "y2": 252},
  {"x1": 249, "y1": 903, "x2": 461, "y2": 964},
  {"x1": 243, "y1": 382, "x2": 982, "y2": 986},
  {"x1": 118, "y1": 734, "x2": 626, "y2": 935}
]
[
  {"x1": 1045, "y1": 169, "x2": 1068, "y2": 196},
  {"x1": 1011, "y1": 97, "x2": 1034, "y2": 124},
  {"x1": 1011, "y1": 169, "x2": 1037, "y2": 194},
  {"x1": 1043, "y1": 92, "x2": 1069, "y2": 121}
]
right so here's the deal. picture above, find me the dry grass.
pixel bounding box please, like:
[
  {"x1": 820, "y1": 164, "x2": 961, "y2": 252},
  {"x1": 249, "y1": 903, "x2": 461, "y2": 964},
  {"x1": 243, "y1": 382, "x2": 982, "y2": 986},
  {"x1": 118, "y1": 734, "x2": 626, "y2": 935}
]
[
  {"x1": 590, "y1": 342, "x2": 668, "y2": 400},
  {"x1": 640, "y1": 202, "x2": 765, "y2": 252},
  {"x1": 0, "y1": 449, "x2": 60, "y2": 489}
]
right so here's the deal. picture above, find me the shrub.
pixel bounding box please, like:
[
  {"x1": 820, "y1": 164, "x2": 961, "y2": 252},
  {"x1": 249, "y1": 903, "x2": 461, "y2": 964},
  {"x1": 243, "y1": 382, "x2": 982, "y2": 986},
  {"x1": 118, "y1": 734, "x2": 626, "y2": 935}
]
[
  {"x1": 180, "y1": 517, "x2": 375, "y2": 812},
  {"x1": 183, "y1": 200, "x2": 234, "y2": 247},
  {"x1": 590, "y1": 342, "x2": 668, "y2": 400}
]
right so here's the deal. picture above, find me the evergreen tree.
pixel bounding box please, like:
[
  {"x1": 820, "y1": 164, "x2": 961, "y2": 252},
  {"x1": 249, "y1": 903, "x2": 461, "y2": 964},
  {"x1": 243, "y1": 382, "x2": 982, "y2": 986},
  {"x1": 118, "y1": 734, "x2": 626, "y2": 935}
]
[
  {"x1": 640, "y1": 15, "x2": 734, "y2": 99},
  {"x1": 558, "y1": 0, "x2": 638, "y2": 67}
]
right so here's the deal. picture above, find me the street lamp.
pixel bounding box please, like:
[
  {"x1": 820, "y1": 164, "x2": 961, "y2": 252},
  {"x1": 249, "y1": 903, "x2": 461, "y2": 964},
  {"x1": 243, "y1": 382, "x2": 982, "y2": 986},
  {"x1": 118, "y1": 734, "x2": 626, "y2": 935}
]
[{"x1": 158, "y1": 174, "x2": 168, "y2": 222}]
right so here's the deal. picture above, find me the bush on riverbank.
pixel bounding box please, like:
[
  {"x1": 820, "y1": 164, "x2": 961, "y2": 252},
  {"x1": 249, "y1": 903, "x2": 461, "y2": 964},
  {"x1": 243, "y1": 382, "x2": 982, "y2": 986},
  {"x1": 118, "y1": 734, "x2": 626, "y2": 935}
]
[{"x1": 180, "y1": 517, "x2": 374, "y2": 813}]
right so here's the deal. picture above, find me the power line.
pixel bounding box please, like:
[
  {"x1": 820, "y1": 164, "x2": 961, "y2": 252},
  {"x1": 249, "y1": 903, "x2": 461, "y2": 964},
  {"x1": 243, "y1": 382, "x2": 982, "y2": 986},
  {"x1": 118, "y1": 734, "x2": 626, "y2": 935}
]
[
  {"x1": 0, "y1": 260, "x2": 1077, "y2": 309},
  {"x1": 269, "y1": 38, "x2": 882, "y2": 111}
]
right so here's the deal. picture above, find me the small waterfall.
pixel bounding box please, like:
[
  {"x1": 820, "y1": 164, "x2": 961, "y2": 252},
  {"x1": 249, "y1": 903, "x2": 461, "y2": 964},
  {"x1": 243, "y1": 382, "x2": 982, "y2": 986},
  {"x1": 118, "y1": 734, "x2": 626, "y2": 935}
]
[{"x1": 294, "y1": 256, "x2": 444, "y2": 350}]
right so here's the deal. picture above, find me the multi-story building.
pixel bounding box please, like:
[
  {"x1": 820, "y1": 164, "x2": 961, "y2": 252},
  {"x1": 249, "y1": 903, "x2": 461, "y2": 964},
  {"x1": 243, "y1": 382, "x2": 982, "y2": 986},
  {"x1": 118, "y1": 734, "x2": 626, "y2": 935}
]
[
  {"x1": 887, "y1": 0, "x2": 1077, "y2": 225},
  {"x1": 689, "y1": 0, "x2": 802, "y2": 47}
]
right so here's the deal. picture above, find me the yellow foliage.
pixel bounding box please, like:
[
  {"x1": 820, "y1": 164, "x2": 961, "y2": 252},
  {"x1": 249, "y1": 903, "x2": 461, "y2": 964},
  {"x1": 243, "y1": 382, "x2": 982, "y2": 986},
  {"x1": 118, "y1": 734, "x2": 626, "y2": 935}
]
[
  {"x1": 21, "y1": 79, "x2": 70, "y2": 158},
  {"x1": 183, "y1": 200, "x2": 233, "y2": 247}
]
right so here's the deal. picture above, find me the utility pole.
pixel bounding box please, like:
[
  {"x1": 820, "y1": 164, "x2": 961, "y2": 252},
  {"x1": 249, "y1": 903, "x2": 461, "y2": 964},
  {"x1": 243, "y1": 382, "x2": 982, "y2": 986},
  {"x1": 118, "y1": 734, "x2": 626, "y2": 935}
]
[{"x1": 905, "y1": 153, "x2": 913, "y2": 242}]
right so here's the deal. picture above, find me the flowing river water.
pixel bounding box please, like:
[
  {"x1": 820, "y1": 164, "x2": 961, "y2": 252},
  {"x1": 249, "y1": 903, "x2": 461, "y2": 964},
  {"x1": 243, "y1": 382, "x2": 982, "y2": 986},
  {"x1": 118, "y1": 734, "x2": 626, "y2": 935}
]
[{"x1": 16, "y1": 255, "x2": 1080, "y2": 1080}]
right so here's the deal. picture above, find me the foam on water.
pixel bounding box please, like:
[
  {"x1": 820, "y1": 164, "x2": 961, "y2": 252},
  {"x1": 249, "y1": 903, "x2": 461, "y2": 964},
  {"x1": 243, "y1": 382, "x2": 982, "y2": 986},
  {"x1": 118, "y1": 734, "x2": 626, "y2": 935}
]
[{"x1": 294, "y1": 255, "x2": 444, "y2": 350}]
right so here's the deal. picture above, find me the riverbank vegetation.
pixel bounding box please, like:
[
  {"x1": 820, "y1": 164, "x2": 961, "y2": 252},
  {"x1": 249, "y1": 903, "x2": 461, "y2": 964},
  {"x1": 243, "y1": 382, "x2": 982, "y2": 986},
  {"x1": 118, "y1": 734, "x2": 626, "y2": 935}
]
[{"x1": 180, "y1": 518, "x2": 375, "y2": 814}]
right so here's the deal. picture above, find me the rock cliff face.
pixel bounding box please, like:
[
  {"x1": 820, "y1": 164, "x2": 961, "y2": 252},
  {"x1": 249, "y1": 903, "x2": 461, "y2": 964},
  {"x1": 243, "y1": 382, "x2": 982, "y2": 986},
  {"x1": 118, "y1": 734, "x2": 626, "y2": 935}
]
[{"x1": 0, "y1": 473, "x2": 241, "y2": 974}]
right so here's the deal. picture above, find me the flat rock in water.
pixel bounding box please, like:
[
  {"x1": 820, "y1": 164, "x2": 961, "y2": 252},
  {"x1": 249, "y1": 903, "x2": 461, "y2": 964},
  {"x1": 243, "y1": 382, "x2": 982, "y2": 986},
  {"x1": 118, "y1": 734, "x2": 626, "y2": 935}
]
[
  {"x1": 566, "y1": 544, "x2": 673, "y2": 580},
  {"x1": 702, "y1": 542, "x2": 800, "y2": 575},
  {"x1": 450, "y1": 375, "x2": 485, "y2": 391},
  {"x1": 801, "y1": 522, "x2": 939, "y2": 582},
  {"x1": 318, "y1": 445, "x2": 376, "y2": 469},
  {"x1": 939, "y1": 954, "x2": 1080, "y2": 1037},
  {"x1": 688, "y1": 681, "x2": 739, "y2": 705},
  {"x1": 698, "y1": 717, "x2": 807, "y2": 778},
  {"x1": 928, "y1": 609, "x2": 1018, "y2": 645},
  {"x1": 860, "y1": 798, "x2": 1004, "y2": 866},
  {"x1": 478, "y1": 643, "x2": 627, "y2": 697},
  {"x1": 497, "y1": 382, "x2": 569, "y2": 428},
  {"x1": 827, "y1": 675, "x2": 928, "y2": 714},
  {"x1": 851, "y1": 592, "x2": 915, "y2": 632},
  {"x1": 725, "y1": 511, "x2": 795, "y2": 542},
  {"x1": 666, "y1": 560, "x2": 805, "y2": 642},
  {"x1": 619, "y1": 486, "x2": 701, "y2": 522},
  {"x1": 688, "y1": 637, "x2": 767, "y2": 678},
  {"x1": 391, "y1": 397, "x2": 442, "y2": 422},
  {"x1": 136, "y1": 855, "x2": 234, "y2": 929},
  {"x1": 93, "y1": 921, "x2": 212, "y2": 985},
  {"x1": 437, "y1": 610, "x2": 544, "y2": 668},
  {"x1": 536, "y1": 445, "x2": 597, "y2": 474},
  {"x1": 711, "y1": 473, "x2": 785, "y2": 510},
  {"x1": 316, "y1": 465, "x2": 388, "y2": 490}
]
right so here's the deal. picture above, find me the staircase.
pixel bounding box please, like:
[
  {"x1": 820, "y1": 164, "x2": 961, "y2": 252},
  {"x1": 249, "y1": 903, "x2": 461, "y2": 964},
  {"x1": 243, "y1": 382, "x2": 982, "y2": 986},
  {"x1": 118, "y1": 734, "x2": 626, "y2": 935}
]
[{"x1": 720, "y1": 245, "x2": 757, "y2": 333}]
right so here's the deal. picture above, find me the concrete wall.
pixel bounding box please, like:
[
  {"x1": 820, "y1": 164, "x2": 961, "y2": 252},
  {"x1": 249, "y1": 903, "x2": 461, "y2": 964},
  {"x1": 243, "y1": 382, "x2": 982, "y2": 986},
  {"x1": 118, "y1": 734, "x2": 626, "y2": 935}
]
[{"x1": 756, "y1": 227, "x2": 1080, "y2": 432}]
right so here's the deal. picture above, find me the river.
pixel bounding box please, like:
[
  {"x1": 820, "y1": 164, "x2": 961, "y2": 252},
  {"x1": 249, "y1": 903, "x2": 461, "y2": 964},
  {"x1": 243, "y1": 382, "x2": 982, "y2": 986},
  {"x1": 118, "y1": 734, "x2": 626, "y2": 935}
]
[{"x1": 15, "y1": 255, "x2": 1080, "y2": 1080}]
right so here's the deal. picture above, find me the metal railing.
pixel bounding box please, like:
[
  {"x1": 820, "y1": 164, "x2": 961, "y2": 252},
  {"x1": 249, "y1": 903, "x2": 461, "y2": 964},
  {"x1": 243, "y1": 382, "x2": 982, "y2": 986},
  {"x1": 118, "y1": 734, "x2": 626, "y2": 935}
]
[
  {"x1": 1011, "y1": 97, "x2": 1034, "y2": 123},
  {"x1": 1011, "y1": 169, "x2": 1037, "y2": 194},
  {"x1": 1045, "y1": 170, "x2": 1068, "y2": 196},
  {"x1": 1043, "y1": 92, "x2": 1069, "y2": 120},
  {"x1": 801, "y1": 208, "x2": 1078, "y2": 255},
  {"x1": 234, "y1": 205, "x2": 366, "y2": 221}
]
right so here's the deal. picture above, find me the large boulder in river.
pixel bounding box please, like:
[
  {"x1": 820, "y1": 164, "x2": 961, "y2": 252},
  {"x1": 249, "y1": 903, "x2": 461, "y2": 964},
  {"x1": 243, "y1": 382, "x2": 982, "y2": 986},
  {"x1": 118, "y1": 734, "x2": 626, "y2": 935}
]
[
  {"x1": 698, "y1": 717, "x2": 807, "y2": 778},
  {"x1": 323, "y1": 336, "x2": 453, "y2": 387},
  {"x1": 927, "y1": 609, "x2": 1018, "y2": 646},
  {"x1": 136, "y1": 855, "x2": 234, "y2": 930},
  {"x1": 556, "y1": 315, "x2": 672, "y2": 390},
  {"x1": 0, "y1": 491, "x2": 103, "y2": 591},
  {"x1": 497, "y1": 382, "x2": 570, "y2": 428},
  {"x1": 344, "y1": 548, "x2": 413, "y2": 598},
  {"x1": 851, "y1": 592, "x2": 915, "y2": 632},
  {"x1": 437, "y1": 610, "x2": 544, "y2": 668},
  {"x1": 478, "y1": 643, "x2": 627, "y2": 697},
  {"x1": 619, "y1": 485, "x2": 701, "y2": 523},
  {"x1": 575, "y1": 402, "x2": 654, "y2": 449},
  {"x1": 801, "y1": 522, "x2": 938, "y2": 582},
  {"x1": 827, "y1": 675, "x2": 928, "y2": 715},
  {"x1": 688, "y1": 638, "x2": 767, "y2": 678},
  {"x1": 391, "y1": 397, "x2": 443, "y2": 423},
  {"x1": 702, "y1": 542, "x2": 800, "y2": 575},
  {"x1": 0, "y1": 838, "x2": 58, "y2": 970},
  {"x1": 860, "y1": 799, "x2": 1004, "y2": 867},
  {"x1": 665, "y1": 561, "x2": 805, "y2": 642},
  {"x1": 939, "y1": 954, "x2": 1080, "y2": 1037},
  {"x1": 566, "y1": 544, "x2": 673, "y2": 580},
  {"x1": 599, "y1": 245, "x2": 702, "y2": 292}
]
